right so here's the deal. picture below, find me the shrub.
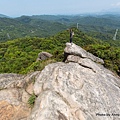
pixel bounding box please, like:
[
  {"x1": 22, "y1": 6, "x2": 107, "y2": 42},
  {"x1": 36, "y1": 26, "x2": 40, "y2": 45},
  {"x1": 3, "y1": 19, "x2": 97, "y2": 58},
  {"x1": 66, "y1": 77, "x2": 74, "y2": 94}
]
[{"x1": 28, "y1": 93, "x2": 36, "y2": 108}]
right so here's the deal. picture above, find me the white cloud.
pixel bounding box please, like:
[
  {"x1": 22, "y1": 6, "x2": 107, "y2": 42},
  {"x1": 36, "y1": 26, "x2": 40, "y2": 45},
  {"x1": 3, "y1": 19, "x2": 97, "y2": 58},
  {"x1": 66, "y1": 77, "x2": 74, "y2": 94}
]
[{"x1": 111, "y1": 2, "x2": 120, "y2": 7}]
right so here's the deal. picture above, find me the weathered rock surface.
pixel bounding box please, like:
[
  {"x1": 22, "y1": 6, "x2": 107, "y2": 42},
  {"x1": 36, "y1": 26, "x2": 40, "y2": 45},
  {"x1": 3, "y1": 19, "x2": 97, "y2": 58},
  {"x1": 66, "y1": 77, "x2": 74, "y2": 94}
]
[
  {"x1": 0, "y1": 43, "x2": 120, "y2": 120},
  {"x1": 64, "y1": 42, "x2": 104, "y2": 64},
  {"x1": 0, "y1": 100, "x2": 30, "y2": 120},
  {"x1": 37, "y1": 51, "x2": 53, "y2": 61},
  {"x1": 30, "y1": 61, "x2": 120, "y2": 120},
  {"x1": 0, "y1": 73, "x2": 25, "y2": 89},
  {"x1": 0, "y1": 71, "x2": 40, "y2": 120},
  {"x1": 0, "y1": 86, "x2": 31, "y2": 120},
  {"x1": 28, "y1": 43, "x2": 120, "y2": 120}
]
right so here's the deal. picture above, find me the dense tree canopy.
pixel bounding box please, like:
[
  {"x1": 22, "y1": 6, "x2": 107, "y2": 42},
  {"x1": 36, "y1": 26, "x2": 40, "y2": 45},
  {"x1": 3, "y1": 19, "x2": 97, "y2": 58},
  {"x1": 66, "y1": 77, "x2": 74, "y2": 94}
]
[{"x1": 0, "y1": 28, "x2": 119, "y2": 76}]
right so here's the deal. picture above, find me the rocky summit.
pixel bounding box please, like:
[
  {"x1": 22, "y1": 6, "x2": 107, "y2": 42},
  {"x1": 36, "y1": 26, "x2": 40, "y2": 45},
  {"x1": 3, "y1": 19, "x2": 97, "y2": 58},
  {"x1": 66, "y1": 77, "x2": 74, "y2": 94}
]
[{"x1": 0, "y1": 43, "x2": 120, "y2": 120}]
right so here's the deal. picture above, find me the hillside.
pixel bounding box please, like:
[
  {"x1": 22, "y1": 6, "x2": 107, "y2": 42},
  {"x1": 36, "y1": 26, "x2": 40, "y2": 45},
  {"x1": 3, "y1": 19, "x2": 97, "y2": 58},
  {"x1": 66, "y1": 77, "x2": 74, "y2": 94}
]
[
  {"x1": 0, "y1": 28, "x2": 119, "y2": 76},
  {"x1": 0, "y1": 16, "x2": 67, "y2": 42},
  {"x1": 1, "y1": 14, "x2": 120, "y2": 42},
  {"x1": 30, "y1": 14, "x2": 120, "y2": 40}
]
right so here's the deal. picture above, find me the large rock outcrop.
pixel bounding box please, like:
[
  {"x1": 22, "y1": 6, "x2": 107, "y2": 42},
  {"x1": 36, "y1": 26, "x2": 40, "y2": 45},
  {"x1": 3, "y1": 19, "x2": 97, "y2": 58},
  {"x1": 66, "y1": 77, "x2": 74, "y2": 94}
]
[
  {"x1": 29, "y1": 43, "x2": 120, "y2": 120},
  {"x1": 64, "y1": 43, "x2": 104, "y2": 64},
  {"x1": 0, "y1": 43, "x2": 120, "y2": 120}
]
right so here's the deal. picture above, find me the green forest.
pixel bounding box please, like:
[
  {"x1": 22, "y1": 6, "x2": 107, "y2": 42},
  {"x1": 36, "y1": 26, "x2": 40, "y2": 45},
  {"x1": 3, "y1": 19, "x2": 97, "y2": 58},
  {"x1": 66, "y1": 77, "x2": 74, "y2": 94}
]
[
  {"x1": 0, "y1": 28, "x2": 120, "y2": 76},
  {"x1": 1, "y1": 14, "x2": 120, "y2": 42},
  {"x1": 0, "y1": 16, "x2": 67, "y2": 42},
  {"x1": 0, "y1": 15, "x2": 120, "y2": 76}
]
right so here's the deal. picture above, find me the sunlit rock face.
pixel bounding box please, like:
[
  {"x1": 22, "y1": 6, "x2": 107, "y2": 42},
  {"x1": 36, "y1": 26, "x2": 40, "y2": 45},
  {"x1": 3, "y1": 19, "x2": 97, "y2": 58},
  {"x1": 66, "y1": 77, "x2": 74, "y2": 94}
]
[{"x1": 30, "y1": 43, "x2": 120, "y2": 120}]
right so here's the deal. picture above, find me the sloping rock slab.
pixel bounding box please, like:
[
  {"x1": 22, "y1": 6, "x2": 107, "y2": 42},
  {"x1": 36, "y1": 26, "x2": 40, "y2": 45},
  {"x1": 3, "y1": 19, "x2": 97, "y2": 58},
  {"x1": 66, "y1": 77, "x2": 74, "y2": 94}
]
[{"x1": 29, "y1": 62, "x2": 120, "y2": 120}]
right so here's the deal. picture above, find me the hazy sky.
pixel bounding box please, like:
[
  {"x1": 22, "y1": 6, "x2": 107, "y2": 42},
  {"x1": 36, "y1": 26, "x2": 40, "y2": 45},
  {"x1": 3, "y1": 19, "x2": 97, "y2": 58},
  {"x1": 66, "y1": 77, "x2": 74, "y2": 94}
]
[{"x1": 0, "y1": 0, "x2": 120, "y2": 17}]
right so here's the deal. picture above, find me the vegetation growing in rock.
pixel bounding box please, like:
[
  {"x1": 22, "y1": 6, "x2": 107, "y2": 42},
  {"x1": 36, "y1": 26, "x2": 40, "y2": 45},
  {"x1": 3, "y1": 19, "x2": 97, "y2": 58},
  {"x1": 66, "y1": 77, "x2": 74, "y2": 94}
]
[{"x1": 28, "y1": 93, "x2": 36, "y2": 108}]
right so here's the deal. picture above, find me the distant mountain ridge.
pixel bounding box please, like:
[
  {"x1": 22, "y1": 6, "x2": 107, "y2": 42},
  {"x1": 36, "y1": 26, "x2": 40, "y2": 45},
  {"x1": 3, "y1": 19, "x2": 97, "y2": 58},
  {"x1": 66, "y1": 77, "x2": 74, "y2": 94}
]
[
  {"x1": 0, "y1": 16, "x2": 67, "y2": 42},
  {"x1": 1, "y1": 14, "x2": 120, "y2": 42},
  {"x1": 0, "y1": 14, "x2": 9, "y2": 18},
  {"x1": 25, "y1": 14, "x2": 120, "y2": 40}
]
